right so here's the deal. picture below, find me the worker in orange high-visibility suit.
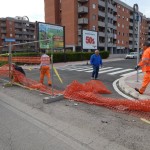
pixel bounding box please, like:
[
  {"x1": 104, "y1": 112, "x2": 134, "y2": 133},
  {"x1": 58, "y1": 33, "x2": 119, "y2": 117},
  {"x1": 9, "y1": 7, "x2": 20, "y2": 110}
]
[
  {"x1": 135, "y1": 42, "x2": 150, "y2": 94},
  {"x1": 40, "y1": 50, "x2": 51, "y2": 86}
]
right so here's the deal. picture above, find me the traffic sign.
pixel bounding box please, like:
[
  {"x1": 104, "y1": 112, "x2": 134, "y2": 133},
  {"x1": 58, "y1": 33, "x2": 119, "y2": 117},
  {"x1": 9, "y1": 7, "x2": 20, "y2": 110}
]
[{"x1": 5, "y1": 38, "x2": 16, "y2": 42}]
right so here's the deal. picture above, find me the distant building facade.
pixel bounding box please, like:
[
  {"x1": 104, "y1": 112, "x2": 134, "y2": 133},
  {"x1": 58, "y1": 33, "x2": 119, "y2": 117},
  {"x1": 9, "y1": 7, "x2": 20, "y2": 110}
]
[
  {"x1": 0, "y1": 17, "x2": 36, "y2": 52},
  {"x1": 44, "y1": 0, "x2": 150, "y2": 53}
]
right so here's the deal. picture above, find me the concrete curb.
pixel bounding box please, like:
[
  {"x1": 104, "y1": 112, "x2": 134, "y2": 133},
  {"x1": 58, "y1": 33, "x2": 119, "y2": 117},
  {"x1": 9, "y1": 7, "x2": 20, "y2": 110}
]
[{"x1": 118, "y1": 76, "x2": 150, "y2": 100}]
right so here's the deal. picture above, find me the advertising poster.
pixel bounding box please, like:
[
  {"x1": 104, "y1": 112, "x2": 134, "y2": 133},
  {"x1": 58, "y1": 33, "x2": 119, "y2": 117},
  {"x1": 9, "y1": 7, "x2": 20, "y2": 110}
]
[
  {"x1": 82, "y1": 30, "x2": 98, "y2": 50},
  {"x1": 38, "y1": 22, "x2": 65, "y2": 49}
]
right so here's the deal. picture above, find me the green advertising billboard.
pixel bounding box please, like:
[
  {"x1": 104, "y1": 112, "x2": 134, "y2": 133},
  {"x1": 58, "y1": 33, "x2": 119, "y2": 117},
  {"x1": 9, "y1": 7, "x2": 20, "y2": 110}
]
[{"x1": 38, "y1": 22, "x2": 65, "y2": 49}]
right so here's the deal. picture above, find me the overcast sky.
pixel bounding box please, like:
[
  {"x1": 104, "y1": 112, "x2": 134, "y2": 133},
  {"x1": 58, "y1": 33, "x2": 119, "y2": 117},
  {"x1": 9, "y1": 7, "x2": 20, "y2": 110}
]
[{"x1": 0, "y1": 0, "x2": 149, "y2": 22}]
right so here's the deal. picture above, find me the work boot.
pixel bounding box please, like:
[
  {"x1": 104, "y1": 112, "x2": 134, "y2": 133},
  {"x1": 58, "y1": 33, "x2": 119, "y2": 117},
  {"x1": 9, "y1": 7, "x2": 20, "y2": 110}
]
[{"x1": 134, "y1": 88, "x2": 143, "y2": 94}]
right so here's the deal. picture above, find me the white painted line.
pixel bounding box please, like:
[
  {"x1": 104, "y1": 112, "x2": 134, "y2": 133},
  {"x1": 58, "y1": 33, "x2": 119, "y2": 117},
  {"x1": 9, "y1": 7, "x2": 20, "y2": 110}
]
[
  {"x1": 85, "y1": 67, "x2": 113, "y2": 73},
  {"x1": 98, "y1": 68, "x2": 122, "y2": 74},
  {"x1": 76, "y1": 68, "x2": 93, "y2": 71},
  {"x1": 113, "y1": 79, "x2": 134, "y2": 100},
  {"x1": 108, "y1": 69, "x2": 134, "y2": 75},
  {"x1": 121, "y1": 70, "x2": 142, "y2": 77}
]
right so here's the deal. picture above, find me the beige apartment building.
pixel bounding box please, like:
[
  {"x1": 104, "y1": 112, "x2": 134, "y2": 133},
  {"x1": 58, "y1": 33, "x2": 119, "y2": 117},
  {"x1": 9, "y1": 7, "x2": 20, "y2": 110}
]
[{"x1": 45, "y1": 0, "x2": 149, "y2": 53}]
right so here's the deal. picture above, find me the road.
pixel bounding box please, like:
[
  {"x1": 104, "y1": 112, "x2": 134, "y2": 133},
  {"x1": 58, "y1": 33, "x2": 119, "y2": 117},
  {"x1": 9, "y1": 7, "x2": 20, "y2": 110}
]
[
  {"x1": 25, "y1": 58, "x2": 138, "y2": 98},
  {"x1": 0, "y1": 58, "x2": 150, "y2": 150}
]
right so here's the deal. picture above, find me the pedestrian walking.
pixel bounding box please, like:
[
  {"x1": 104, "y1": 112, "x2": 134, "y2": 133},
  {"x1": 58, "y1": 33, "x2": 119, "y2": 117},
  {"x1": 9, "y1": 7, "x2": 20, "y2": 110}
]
[
  {"x1": 90, "y1": 50, "x2": 102, "y2": 80},
  {"x1": 40, "y1": 50, "x2": 51, "y2": 86},
  {"x1": 135, "y1": 42, "x2": 150, "y2": 94}
]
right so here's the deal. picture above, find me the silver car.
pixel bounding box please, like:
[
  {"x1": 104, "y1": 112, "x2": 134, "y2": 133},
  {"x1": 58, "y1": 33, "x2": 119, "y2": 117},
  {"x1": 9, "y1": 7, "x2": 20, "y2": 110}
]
[{"x1": 125, "y1": 52, "x2": 137, "y2": 59}]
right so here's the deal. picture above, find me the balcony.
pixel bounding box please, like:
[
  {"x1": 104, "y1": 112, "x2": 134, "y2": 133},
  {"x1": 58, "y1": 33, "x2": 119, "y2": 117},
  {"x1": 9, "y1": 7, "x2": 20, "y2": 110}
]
[
  {"x1": 98, "y1": 0, "x2": 105, "y2": 7},
  {"x1": 98, "y1": 11, "x2": 105, "y2": 17},
  {"x1": 98, "y1": 21, "x2": 105, "y2": 27},
  {"x1": 78, "y1": 6, "x2": 88, "y2": 13},
  {"x1": 108, "y1": 13, "x2": 114, "y2": 19},
  {"x1": 108, "y1": 23, "x2": 114, "y2": 28},
  {"x1": 113, "y1": 16, "x2": 117, "y2": 21},
  {"x1": 113, "y1": 6, "x2": 117, "y2": 12},
  {"x1": 129, "y1": 37, "x2": 133, "y2": 41},
  {"x1": 78, "y1": 18, "x2": 88, "y2": 24},
  {"x1": 129, "y1": 22, "x2": 133, "y2": 26},
  {"x1": 78, "y1": 30, "x2": 82, "y2": 35},
  {"x1": 1, "y1": 29, "x2": 6, "y2": 33},
  {"x1": 113, "y1": 26, "x2": 117, "y2": 30},
  {"x1": 129, "y1": 30, "x2": 133, "y2": 34},
  {"x1": 99, "y1": 32, "x2": 105, "y2": 37},
  {"x1": 1, "y1": 23, "x2": 6, "y2": 27},
  {"x1": 99, "y1": 42, "x2": 105, "y2": 47}
]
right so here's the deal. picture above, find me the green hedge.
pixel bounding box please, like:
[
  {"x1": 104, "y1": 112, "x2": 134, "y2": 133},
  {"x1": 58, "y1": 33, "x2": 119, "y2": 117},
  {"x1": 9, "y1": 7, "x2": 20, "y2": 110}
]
[
  {"x1": 1, "y1": 51, "x2": 109, "y2": 63},
  {"x1": 0, "y1": 62, "x2": 7, "y2": 66}
]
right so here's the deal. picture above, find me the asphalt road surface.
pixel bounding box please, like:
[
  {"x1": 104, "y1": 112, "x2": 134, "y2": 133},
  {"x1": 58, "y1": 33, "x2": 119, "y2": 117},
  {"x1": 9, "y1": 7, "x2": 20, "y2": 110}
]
[{"x1": 25, "y1": 59, "x2": 137, "y2": 98}]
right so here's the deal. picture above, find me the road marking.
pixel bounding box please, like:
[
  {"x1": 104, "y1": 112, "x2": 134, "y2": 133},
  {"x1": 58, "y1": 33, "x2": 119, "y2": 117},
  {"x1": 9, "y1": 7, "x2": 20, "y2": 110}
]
[
  {"x1": 85, "y1": 67, "x2": 113, "y2": 73},
  {"x1": 141, "y1": 118, "x2": 150, "y2": 124},
  {"x1": 98, "y1": 68, "x2": 122, "y2": 74},
  {"x1": 121, "y1": 70, "x2": 142, "y2": 77},
  {"x1": 113, "y1": 79, "x2": 134, "y2": 100},
  {"x1": 109, "y1": 69, "x2": 134, "y2": 75}
]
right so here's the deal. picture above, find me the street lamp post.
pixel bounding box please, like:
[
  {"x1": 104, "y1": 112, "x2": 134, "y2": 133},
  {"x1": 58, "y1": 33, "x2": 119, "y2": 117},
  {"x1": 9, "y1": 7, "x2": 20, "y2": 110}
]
[{"x1": 133, "y1": 4, "x2": 140, "y2": 82}]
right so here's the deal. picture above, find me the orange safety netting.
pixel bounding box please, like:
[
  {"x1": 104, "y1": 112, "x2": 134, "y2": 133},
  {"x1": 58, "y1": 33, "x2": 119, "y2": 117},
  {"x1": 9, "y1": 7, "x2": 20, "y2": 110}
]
[
  {"x1": 0, "y1": 56, "x2": 40, "y2": 64},
  {"x1": 0, "y1": 64, "x2": 60, "y2": 95},
  {"x1": 0, "y1": 64, "x2": 150, "y2": 120},
  {"x1": 64, "y1": 80, "x2": 150, "y2": 120}
]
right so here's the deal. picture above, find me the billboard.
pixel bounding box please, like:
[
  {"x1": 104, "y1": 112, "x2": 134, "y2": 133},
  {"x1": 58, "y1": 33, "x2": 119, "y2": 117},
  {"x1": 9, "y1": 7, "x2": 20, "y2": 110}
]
[
  {"x1": 82, "y1": 30, "x2": 98, "y2": 50},
  {"x1": 38, "y1": 22, "x2": 65, "y2": 49}
]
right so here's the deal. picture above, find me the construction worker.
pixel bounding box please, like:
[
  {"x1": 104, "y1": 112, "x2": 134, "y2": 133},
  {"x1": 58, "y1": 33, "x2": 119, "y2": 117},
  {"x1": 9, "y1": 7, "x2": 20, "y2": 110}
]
[
  {"x1": 90, "y1": 50, "x2": 103, "y2": 80},
  {"x1": 40, "y1": 50, "x2": 51, "y2": 86},
  {"x1": 135, "y1": 42, "x2": 150, "y2": 94}
]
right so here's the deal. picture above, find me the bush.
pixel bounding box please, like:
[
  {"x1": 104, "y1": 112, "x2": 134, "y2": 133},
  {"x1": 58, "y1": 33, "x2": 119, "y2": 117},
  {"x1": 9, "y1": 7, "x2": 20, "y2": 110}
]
[
  {"x1": 0, "y1": 62, "x2": 7, "y2": 66},
  {"x1": 0, "y1": 51, "x2": 109, "y2": 63}
]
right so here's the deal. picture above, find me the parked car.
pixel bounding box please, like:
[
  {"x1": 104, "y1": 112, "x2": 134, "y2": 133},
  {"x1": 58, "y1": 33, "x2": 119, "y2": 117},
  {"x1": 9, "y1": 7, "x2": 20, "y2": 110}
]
[{"x1": 125, "y1": 52, "x2": 137, "y2": 59}]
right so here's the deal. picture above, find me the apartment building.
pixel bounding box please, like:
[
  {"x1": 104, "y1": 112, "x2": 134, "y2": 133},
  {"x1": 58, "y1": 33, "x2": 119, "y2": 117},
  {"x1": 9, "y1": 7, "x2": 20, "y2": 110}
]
[
  {"x1": 45, "y1": 0, "x2": 149, "y2": 53},
  {"x1": 0, "y1": 17, "x2": 36, "y2": 52}
]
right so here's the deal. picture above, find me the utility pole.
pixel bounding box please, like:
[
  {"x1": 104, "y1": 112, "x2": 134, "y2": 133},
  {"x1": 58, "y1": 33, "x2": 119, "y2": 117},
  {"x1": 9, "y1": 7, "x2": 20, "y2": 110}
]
[
  {"x1": 133, "y1": 4, "x2": 140, "y2": 82},
  {"x1": 105, "y1": 0, "x2": 108, "y2": 52}
]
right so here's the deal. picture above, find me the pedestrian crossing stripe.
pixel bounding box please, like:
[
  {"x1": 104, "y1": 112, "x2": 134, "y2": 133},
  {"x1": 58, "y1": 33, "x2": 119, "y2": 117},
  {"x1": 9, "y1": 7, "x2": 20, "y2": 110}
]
[
  {"x1": 56, "y1": 66, "x2": 141, "y2": 76},
  {"x1": 108, "y1": 69, "x2": 134, "y2": 75}
]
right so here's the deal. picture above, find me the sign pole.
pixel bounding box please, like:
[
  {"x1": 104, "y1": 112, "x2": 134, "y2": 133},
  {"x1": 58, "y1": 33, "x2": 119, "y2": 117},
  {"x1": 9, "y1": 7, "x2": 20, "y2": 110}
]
[
  {"x1": 51, "y1": 38, "x2": 54, "y2": 96},
  {"x1": 8, "y1": 43, "x2": 12, "y2": 83}
]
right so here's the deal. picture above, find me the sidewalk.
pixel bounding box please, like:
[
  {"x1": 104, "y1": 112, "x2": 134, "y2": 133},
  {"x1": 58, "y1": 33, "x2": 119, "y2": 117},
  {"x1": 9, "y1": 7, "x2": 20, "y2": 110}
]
[{"x1": 118, "y1": 73, "x2": 150, "y2": 100}]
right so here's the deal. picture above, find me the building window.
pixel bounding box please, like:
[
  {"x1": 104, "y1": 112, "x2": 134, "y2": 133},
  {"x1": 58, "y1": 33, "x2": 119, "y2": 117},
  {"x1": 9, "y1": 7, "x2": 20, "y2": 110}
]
[
  {"x1": 122, "y1": 8, "x2": 124, "y2": 11},
  {"x1": 126, "y1": 18, "x2": 128, "y2": 21},
  {"x1": 118, "y1": 40, "x2": 120, "y2": 44},
  {"x1": 118, "y1": 5, "x2": 120, "y2": 8},
  {"x1": 118, "y1": 23, "x2": 120, "y2": 27},
  {"x1": 92, "y1": 14, "x2": 96, "y2": 20},
  {"x1": 122, "y1": 41, "x2": 124, "y2": 44},
  {"x1": 122, "y1": 16, "x2": 125, "y2": 19},
  {"x1": 92, "y1": 26, "x2": 96, "y2": 30},
  {"x1": 10, "y1": 34, "x2": 13, "y2": 37},
  {"x1": 122, "y1": 24, "x2": 124, "y2": 28},
  {"x1": 92, "y1": 4, "x2": 96, "y2": 9}
]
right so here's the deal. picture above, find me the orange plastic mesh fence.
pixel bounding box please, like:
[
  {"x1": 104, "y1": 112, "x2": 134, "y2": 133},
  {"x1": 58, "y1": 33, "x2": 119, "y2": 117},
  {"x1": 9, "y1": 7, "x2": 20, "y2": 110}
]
[
  {"x1": 0, "y1": 64, "x2": 60, "y2": 95},
  {"x1": 0, "y1": 56, "x2": 40, "y2": 64},
  {"x1": 64, "y1": 80, "x2": 150, "y2": 120},
  {"x1": 0, "y1": 64, "x2": 150, "y2": 119}
]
